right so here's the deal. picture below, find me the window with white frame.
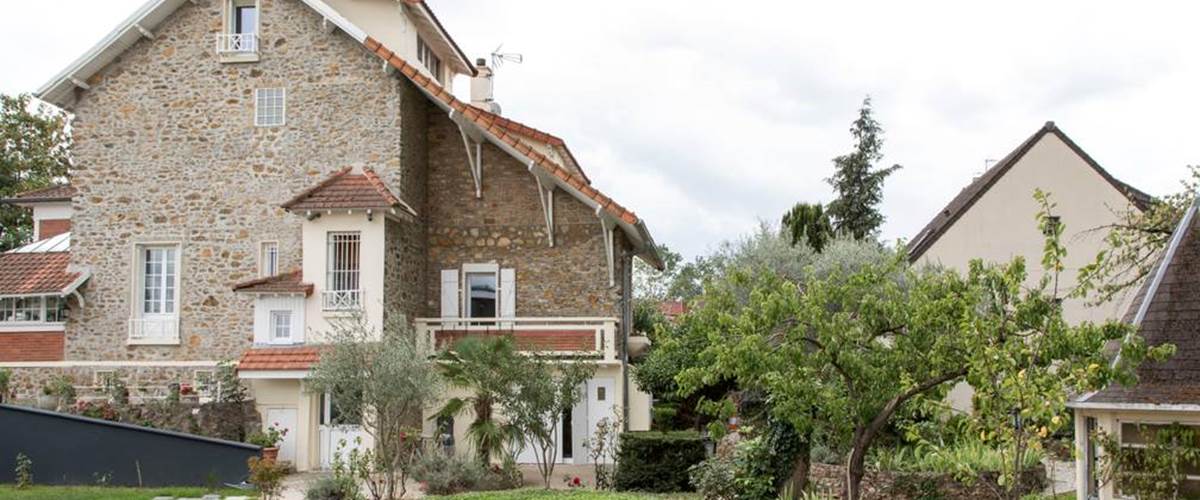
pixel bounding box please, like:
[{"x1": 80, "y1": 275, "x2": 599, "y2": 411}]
[
  {"x1": 140, "y1": 246, "x2": 179, "y2": 316},
  {"x1": 261, "y1": 241, "x2": 279, "y2": 277},
  {"x1": 255, "y1": 88, "x2": 285, "y2": 127},
  {"x1": 217, "y1": 0, "x2": 259, "y2": 55},
  {"x1": 0, "y1": 296, "x2": 67, "y2": 324},
  {"x1": 416, "y1": 36, "x2": 442, "y2": 82},
  {"x1": 465, "y1": 271, "x2": 497, "y2": 319},
  {"x1": 1116, "y1": 422, "x2": 1200, "y2": 496},
  {"x1": 270, "y1": 310, "x2": 292, "y2": 342},
  {"x1": 93, "y1": 370, "x2": 118, "y2": 386},
  {"x1": 324, "y1": 232, "x2": 361, "y2": 310},
  {"x1": 193, "y1": 369, "x2": 215, "y2": 395}
]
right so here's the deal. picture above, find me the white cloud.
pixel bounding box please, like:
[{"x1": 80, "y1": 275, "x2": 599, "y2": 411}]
[{"x1": 2, "y1": 0, "x2": 1196, "y2": 258}]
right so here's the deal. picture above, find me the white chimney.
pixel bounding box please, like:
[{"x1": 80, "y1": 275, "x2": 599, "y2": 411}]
[{"x1": 470, "y1": 58, "x2": 501, "y2": 115}]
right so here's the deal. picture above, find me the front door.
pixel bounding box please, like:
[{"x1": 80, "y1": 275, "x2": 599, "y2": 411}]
[
  {"x1": 585, "y1": 378, "x2": 616, "y2": 464},
  {"x1": 265, "y1": 408, "x2": 298, "y2": 464}
]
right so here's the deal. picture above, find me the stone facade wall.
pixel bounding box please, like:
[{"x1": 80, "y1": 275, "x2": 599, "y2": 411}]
[
  {"x1": 383, "y1": 83, "x2": 429, "y2": 326},
  {"x1": 0, "y1": 332, "x2": 64, "y2": 362},
  {"x1": 422, "y1": 111, "x2": 628, "y2": 319},
  {"x1": 65, "y1": 0, "x2": 407, "y2": 362}
]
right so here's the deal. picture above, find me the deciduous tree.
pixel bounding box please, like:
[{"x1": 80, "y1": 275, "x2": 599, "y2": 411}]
[{"x1": 0, "y1": 94, "x2": 72, "y2": 250}]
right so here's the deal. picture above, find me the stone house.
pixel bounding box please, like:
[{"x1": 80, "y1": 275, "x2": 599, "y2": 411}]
[
  {"x1": 907, "y1": 121, "x2": 1152, "y2": 413},
  {"x1": 2, "y1": 0, "x2": 662, "y2": 471}
]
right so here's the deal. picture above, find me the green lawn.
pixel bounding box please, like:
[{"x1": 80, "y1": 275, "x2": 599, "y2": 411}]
[
  {"x1": 0, "y1": 485, "x2": 255, "y2": 499},
  {"x1": 434, "y1": 489, "x2": 699, "y2": 500}
]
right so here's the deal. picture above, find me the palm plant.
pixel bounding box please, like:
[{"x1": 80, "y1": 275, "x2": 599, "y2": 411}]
[{"x1": 433, "y1": 336, "x2": 525, "y2": 463}]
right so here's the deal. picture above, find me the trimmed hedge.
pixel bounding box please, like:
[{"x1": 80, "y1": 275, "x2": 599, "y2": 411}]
[{"x1": 614, "y1": 431, "x2": 707, "y2": 492}]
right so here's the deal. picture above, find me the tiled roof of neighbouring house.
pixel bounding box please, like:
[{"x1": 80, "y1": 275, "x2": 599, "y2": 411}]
[
  {"x1": 907, "y1": 122, "x2": 1153, "y2": 261},
  {"x1": 281, "y1": 167, "x2": 417, "y2": 216},
  {"x1": 237, "y1": 346, "x2": 323, "y2": 371},
  {"x1": 232, "y1": 269, "x2": 313, "y2": 296},
  {"x1": 1080, "y1": 200, "x2": 1200, "y2": 406},
  {"x1": 0, "y1": 184, "x2": 76, "y2": 204},
  {"x1": 0, "y1": 250, "x2": 80, "y2": 296}
]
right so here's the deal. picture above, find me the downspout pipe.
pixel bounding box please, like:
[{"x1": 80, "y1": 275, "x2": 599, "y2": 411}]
[{"x1": 620, "y1": 250, "x2": 634, "y2": 432}]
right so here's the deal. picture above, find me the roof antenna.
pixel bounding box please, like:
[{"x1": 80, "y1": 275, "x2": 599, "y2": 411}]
[{"x1": 490, "y1": 44, "x2": 523, "y2": 69}]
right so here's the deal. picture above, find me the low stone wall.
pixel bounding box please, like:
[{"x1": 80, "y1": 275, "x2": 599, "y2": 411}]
[{"x1": 807, "y1": 463, "x2": 1047, "y2": 499}]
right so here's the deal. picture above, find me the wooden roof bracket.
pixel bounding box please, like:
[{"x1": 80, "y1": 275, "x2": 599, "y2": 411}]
[
  {"x1": 530, "y1": 162, "x2": 555, "y2": 247},
  {"x1": 598, "y1": 207, "x2": 616, "y2": 287},
  {"x1": 449, "y1": 109, "x2": 483, "y2": 198}
]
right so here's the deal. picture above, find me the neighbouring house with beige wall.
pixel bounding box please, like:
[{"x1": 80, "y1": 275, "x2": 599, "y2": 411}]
[
  {"x1": 908, "y1": 122, "x2": 1153, "y2": 413},
  {"x1": 2, "y1": 0, "x2": 661, "y2": 473}
]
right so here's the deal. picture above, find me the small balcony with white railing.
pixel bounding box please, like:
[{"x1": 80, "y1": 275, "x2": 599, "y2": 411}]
[
  {"x1": 215, "y1": 33, "x2": 260, "y2": 62},
  {"x1": 415, "y1": 317, "x2": 619, "y2": 362},
  {"x1": 322, "y1": 289, "x2": 363, "y2": 312},
  {"x1": 128, "y1": 315, "x2": 180, "y2": 345}
]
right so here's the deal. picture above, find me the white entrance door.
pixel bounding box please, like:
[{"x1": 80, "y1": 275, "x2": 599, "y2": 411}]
[
  {"x1": 585, "y1": 378, "x2": 616, "y2": 464},
  {"x1": 265, "y1": 408, "x2": 298, "y2": 464},
  {"x1": 318, "y1": 392, "x2": 373, "y2": 469}
]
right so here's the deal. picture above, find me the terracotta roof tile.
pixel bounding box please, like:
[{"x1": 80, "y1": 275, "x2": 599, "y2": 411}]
[
  {"x1": 281, "y1": 167, "x2": 416, "y2": 215},
  {"x1": 0, "y1": 252, "x2": 79, "y2": 295},
  {"x1": 238, "y1": 346, "x2": 323, "y2": 371},
  {"x1": 363, "y1": 36, "x2": 641, "y2": 227},
  {"x1": 232, "y1": 269, "x2": 313, "y2": 296}
]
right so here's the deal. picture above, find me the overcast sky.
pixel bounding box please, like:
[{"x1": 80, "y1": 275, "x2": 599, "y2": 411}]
[{"x1": 2, "y1": 1, "x2": 1197, "y2": 258}]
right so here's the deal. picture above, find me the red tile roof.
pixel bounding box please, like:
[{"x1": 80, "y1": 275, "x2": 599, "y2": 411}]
[
  {"x1": 0, "y1": 184, "x2": 76, "y2": 204},
  {"x1": 363, "y1": 36, "x2": 640, "y2": 227},
  {"x1": 0, "y1": 252, "x2": 80, "y2": 295},
  {"x1": 474, "y1": 108, "x2": 592, "y2": 184},
  {"x1": 232, "y1": 269, "x2": 313, "y2": 296},
  {"x1": 237, "y1": 346, "x2": 323, "y2": 371},
  {"x1": 281, "y1": 167, "x2": 417, "y2": 215}
]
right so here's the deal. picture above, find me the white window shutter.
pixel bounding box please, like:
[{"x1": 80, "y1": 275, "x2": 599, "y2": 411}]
[
  {"x1": 440, "y1": 270, "x2": 460, "y2": 318},
  {"x1": 500, "y1": 268, "x2": 516, "y2": 319}
]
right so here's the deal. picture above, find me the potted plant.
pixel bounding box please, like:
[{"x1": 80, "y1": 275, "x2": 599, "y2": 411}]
[{"x1": 249, "y1": 423, "x2": 288, "y2": 462}]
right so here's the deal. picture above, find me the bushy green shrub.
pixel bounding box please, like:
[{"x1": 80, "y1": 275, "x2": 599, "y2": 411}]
[
  {"x1": 689, "y1": 453, "x2": 736, "y2": 500},
  {"x1": 690, "y1": 432, "x2": 787, "y2": 500},
  {"x1": 869, "y1": 440, "x2": 1044, "y2": 480},
  {"x1": 411, "y1": 451, "x2": 516, "y2": 495},
  {"x1": 304, "y1": 475, "x2": 360, "y2": 500},
  {"x1": 614, "y1": 431, "x2": 707, "y2": 492}
]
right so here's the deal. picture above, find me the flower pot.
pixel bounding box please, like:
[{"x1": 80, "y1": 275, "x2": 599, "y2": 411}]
[{"x1": 262, "y1": 446, "x2": 279, "y2": 463}]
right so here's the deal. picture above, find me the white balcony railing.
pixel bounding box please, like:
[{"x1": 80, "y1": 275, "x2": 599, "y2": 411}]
[
  {"x1": 415, "y1": 317, "x2": 619, "y2": 361},
  {"x1": 128, "y1": 316, "x2": 180, "y2": 345},
  {"x1": 322, "y1": 289, "x2": 363, "y2": 311},
  {"x1": 215, "y1": 33, "x2": 258, "y2": 55}
]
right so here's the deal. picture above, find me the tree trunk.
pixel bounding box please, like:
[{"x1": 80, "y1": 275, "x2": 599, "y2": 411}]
[
  {"x1": 845, "y1": 436, "x2": 868, "y2": 500},
  {"x1": 786, "y1": 439, "x2": 812, "y2": 498}
]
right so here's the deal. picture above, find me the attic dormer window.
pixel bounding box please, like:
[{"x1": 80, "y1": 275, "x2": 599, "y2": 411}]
[
  {"x1": 417, "y1": 36, "x2": 442, "y2": 82},
  {"x1": 217, "y1": 0, "x2": 260, "y2": 62}
]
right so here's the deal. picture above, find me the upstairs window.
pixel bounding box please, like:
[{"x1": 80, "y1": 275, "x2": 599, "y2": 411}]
[
  {"x1": 217, "y1": 0, "x2": 259, "y2": 55},
  {"x1": 323, "y1": 232, "x2": 361, "y2": 310},
  {"x1": 255, "y1": 88, "x2": 286, "y2": 127},
  {"x1": 233, "y1": 2, "x2": 258, "y2": 36},
  {"x1": 417, "y1": 36, "x2": 442, "y2": 82},
  {"x1": 270, "y1": 310, "x2": 292, "y2": 343},
  {"x1": 465, "y1": 272, "x2": 497, "y2": 318},
  {"x1": 141, "y1": 246, "x2": 179, "y2": 316},
  {"x1": 260, "y1": 241, "x2": 279, "y2": 277}
]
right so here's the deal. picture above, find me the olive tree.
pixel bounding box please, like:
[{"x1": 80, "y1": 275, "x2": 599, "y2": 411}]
[
  {"x1": 504, "y1": 356, "x2": 595, "y2": 489},
  {"x1": 307, "y1": 314, "x2": 441, "y2": 500}
]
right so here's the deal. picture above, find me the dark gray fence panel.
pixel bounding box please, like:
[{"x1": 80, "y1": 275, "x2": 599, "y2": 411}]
[{"x1": 0, "y1": 404, "x2": 261, "y2": 486}]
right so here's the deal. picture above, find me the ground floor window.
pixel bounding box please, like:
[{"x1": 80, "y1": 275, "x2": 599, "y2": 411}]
[
  {"x1": 320, "y1": 391, "x2": 363, "y2": 426},
  {"x1": 561, "y1": 408, "x2": 573, "y2": 459},
  {"x1": 1110, "y1": 422, "x2": 1200, "y2": 498},
  {"x1": 436, "y1": 415, "x2": 454, "y2": 452},
  {"x1": 0, "y1": 295, "x2": 67, "y2": 323}
]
